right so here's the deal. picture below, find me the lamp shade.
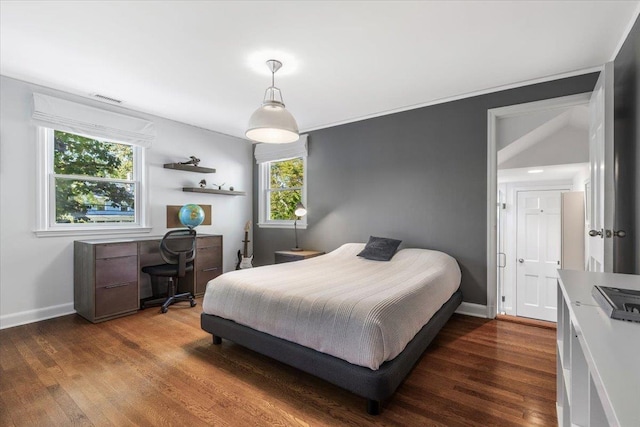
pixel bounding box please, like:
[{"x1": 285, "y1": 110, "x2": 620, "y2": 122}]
[
  {"x1": 294, "y1": 202, "x2": 307, "y2": 217},
  {"x1": 246, "y1": 101, "x2": 299, "y2": 144}
]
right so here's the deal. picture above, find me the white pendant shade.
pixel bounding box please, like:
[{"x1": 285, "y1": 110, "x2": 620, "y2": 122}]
[
  {"x1": 246, "y1": 101, "x2": 299, "y2": 143},
  {"x1": 246, "y1": 59, "x2": 300, "y2": 144}
]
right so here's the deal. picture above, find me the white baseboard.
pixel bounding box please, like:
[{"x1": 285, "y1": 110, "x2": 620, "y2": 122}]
[
  {"x1": 0, "y1": 303, "x2": 75, "y2": 330},
  {"x1": 456, "y1": 302, "x2": 489, "y2": 318}
]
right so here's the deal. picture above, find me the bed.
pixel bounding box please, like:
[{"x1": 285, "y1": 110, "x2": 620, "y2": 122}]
[{"x1": 200, "y1": 243, "x2": 462, "y2": 414}]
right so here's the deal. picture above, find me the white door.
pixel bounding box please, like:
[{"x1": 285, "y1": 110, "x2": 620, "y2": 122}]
[
  {"x1": 516, "y1": 191, "x2": 562, "y2": 321},
  {"x1": 588, "y1": 62, "x2": 615, "y2": 272}
]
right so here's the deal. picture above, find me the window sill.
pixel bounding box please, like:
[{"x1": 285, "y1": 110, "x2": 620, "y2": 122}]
[
  {"x1": 258, "y1": 222, "x2": 307, "y2": 230},
  {"x1": 34, "y1": 227, "x2": 152, "y2": 238}
]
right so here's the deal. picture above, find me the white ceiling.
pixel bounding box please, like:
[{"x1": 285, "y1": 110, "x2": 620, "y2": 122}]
[{"x1": 1, "y1": 1, "x2": 638, "y2": 140}]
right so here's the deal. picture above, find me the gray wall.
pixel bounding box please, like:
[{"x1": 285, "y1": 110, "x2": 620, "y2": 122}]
[
  {"x1": 254, "y1": 74, "x2": 598, "y2": 306},
  {"x1": 614, "y1": 16, "x2": 639, "y2": 274}
]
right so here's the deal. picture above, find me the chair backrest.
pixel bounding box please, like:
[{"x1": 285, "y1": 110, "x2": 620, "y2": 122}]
[{"x1": 159, "y1": 229, "x2": 197, "y2": 277}]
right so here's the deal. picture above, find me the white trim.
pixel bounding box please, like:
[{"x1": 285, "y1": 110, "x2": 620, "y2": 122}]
[
  {"x1": 257, "y1": 156, "x2": 308, "y2": 229},
  {"x1": 34, "y1": 227, "x2": 152, "y2": 237},
  {"x1": 303, "y1": 66, "x2": 602, "y2": 133},
  {"x1": 35, "y1": 127, "x2": 150, "y2": 235},
  {"x1": 257, "y1": 222, "x2": 307, "y2": 230},
  {"x1": 0, "y1": 303, "x2": 75, "y2": 330},
  {"x1": 487, "y1": 93, "x2": 592, "y2": 320},
  {"x1": 610, "y1": 4, "x2": 640, "y2": 62},
  {"x1": 455, "y1": 302, "x2": 488, "y2": 318}
]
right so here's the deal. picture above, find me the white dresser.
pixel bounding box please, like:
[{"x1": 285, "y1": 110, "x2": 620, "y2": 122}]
[{"x1": 556, "y1": 270, "x2": 640, "y2": 427}]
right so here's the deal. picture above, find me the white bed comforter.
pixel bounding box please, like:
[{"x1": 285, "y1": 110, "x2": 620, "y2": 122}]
[{"x1": 202, "y1": 243, "x2": 461, "y2": 370}]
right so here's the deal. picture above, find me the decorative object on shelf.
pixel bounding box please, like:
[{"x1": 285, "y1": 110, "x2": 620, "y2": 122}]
[
  {"x1": 291, "y1": 202, "x2": 307, "y2": 251},
  {"x1": 179, "y1": 156, "x2": 201, "y2": 166},
  {"x1": 178, "y1": 204, "x2": 205, "y2": 229},
  {"x1": 199, "y1": 179, "x2": 207, "y2": 188},
  {"x1": 166, "y1": 205, "x2": 211, "y2": 228},
  {"x1": 163, "y1": 163, "x2": 216, "y2": 173},
  {"x1": 236, "y1": 221, "x2": 254, "y2": 270},
  {"x1": 246, "y1": 59, "x2": 299, "y2": 144},
  {"x1": 229, "y1": 186, "x2": 234, "y2": 191},
  {"x1": 213, "y1": 182, "x2": 226, "y2": 190},
  {"x1": 182, "y1": 187, "x2": 246, "y2": 196}
]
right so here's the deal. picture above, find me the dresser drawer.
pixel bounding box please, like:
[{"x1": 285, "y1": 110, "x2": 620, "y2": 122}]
[
  {"x1": 196, "y1": 267, "x2": 221, "y2": 295},
  {"x1": 196, "y1": 246, "x2": 222, "y2": 269},
  {"x1": 95, "y1": 256, "x2": 138, "y2": 288},
  {"x1": 96, "y1": 243, "x2": 137, "y2": 259},
  {"x1": 95, "y1": 281, "x2": 138, "y2": 318},
  {"x1": 197, "y1": 236, "x2": 222, "y2": 249}
]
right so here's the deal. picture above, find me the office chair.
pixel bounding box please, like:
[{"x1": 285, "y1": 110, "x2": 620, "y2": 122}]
[{"x1": 141, "y1": 229, "x2": 197, "y2": 313}]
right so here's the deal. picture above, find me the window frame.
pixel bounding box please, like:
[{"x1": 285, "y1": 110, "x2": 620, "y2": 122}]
[
  {"x1": 35, "y1": 127, "x2": 150, "y2": 237},
  {"x1": 257, "y1": 155, "x2": 307, "y2": 229}
]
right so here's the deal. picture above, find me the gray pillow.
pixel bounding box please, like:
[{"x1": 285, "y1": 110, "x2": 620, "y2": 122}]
[{"x1": 357, "y1": 236, "x2": 402, "y2": 261}]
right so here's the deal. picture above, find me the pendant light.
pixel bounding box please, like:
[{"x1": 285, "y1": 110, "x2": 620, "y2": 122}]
[{"x1": 246, "y1": 59, "x2": 299, "y2": 144}]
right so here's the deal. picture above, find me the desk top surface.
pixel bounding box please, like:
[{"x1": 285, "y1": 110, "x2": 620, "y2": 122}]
[
  {"x1": 557, "y1": 270, "x2": 640, "y2": 427},
  {"x1": 77, "y1": 233, "x2": 221, "y2": 244}
]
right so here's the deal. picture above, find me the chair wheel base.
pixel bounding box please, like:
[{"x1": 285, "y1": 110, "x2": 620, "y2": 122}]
[
  {"x1": 161, "y1": 306, "x2": 168, "y2": 313},
  {"x1": 190, "y1": 300, "x2": 197, "y2": 307}
]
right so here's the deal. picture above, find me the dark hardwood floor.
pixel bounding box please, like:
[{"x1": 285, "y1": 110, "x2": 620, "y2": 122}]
[{"x1": 0, "y1": 299, "x2": 557, "y2": 426}]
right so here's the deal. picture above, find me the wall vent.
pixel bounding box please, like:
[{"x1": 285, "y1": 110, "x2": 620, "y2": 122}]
[{"x1": 92, "y1": 93, "x2": 123, "y2": 104}]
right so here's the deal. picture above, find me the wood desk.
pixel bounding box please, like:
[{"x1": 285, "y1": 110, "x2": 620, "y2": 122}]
[{"x1": 74, "y1": 234, "x2": 222, "y2": 323}]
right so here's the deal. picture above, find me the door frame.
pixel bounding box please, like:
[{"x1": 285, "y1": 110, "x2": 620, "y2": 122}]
[{"x1": 486, "y1": 92, "x2": 593, "y2": 319}]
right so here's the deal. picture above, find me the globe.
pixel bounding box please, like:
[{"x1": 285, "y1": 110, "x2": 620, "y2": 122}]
[{"x1": 178, "y1": 204, "x2": 205, "y2": 229}]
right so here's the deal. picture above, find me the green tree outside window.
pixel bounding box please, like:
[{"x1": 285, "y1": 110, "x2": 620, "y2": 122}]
[
  {"x1": 268, "y1": 158, "x2": 304, "y2": 220},
  {"x1": 53, "y1": 130, "x2": 135, "y2": 224}
]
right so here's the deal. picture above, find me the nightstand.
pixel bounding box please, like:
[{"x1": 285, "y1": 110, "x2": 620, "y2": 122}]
[{"x1": 274, "y1": 250, "x2": 325, "y2": 264}]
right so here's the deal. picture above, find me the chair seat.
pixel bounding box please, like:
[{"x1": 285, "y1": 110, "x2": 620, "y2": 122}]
[{"x1": 142, "y1": 263, "x2": 194, "y2": 277}]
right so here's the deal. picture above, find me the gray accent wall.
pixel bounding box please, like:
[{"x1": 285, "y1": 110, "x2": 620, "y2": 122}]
[
  {"x1": 614, "y1": 16, "x2": 640, "y2": 274},
  {"x1": 254, "y1": 74, "x2": 598, "y2": 306}
]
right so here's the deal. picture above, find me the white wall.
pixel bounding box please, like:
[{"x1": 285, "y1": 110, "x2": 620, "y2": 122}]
[
  {"x1": 499, "y1": 126, "x2": 588, "y2": 169},
  {"x1": 0, "y1": 76, "x2": 253, "y2": 328}
]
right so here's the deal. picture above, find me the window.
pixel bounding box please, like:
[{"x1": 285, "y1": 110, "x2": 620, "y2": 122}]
[
  {"x1": 36, "y1": 128, "x2": 148, "y2": 235},
  {"x1": 256, "y1": 136, "x2": 308, "y2": 229},
  {"x1": 32, "y1": 93, "x2": 153, "y2": 236}
]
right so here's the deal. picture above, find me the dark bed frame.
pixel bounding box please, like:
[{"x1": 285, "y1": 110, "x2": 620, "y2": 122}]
[{"x1": 200, "y1": 289, "x2": 462, "y2": 415}]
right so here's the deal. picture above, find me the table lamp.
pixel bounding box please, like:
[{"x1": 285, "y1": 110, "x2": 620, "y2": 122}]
[{"x1": 291, "y1": 202, "x2": 307, "y2": 251}]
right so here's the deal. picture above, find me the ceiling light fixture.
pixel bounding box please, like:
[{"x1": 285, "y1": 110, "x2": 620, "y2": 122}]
[
  {"x1": 528, "y1": 169, "x2": 544, "y2": 174},
  {"x1": 246, "y1": 59, "x2": 299, "y2": 144}
]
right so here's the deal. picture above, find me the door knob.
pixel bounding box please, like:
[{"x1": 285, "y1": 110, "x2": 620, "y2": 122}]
[
  {"x1": 613, "y1": 230, "x2": 626, "y2": 238},
  {"x1": 589, "y1": 229, "x2": 603, "y2": 238},
  {"x1": 518, "y1": 258, "x2": 524, "y2": 263}
]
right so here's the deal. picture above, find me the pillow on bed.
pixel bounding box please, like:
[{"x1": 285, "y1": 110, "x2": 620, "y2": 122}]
[{"x1": 357, "y1": 236, "x2": 402, "y2": 261}]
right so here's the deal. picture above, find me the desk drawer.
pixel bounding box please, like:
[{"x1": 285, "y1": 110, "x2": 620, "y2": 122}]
[
  {"x1": 196, "y1": 246, "x2": 222, "y2": 269},
  {"x1": 196, "y1": 267, "x2": 221, "y2": 295},
  {"x1": 95, "y1": 281, "x2": 138, "y2": 318},
  {"x1": 95, "y1": 256, "x2": 138, "y2": 288},
  {"x1": 197, "y1": 236, "x2": 222, "y2": 249},
  {"x1": 96, "y1": 243, "x2": 137, "y2": 259}
]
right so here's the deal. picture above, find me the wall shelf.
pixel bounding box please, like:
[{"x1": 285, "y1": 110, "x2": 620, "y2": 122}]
[
  {"x1": 182, "y1": 187, "x2": 246, "y2": 196},
  {"x1": 164, "y1": 163, "x2": 216, "y2": 173}
]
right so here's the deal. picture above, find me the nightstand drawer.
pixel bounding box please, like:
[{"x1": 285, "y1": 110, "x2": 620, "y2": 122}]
[{"x1": 275, "y1": 250, "x2": 325, "y2": 264}]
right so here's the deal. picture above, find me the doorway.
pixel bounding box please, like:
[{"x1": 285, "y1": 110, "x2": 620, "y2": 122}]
[{"x1": 488, "y1": 93, "x2": 591, "y2": 321}]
